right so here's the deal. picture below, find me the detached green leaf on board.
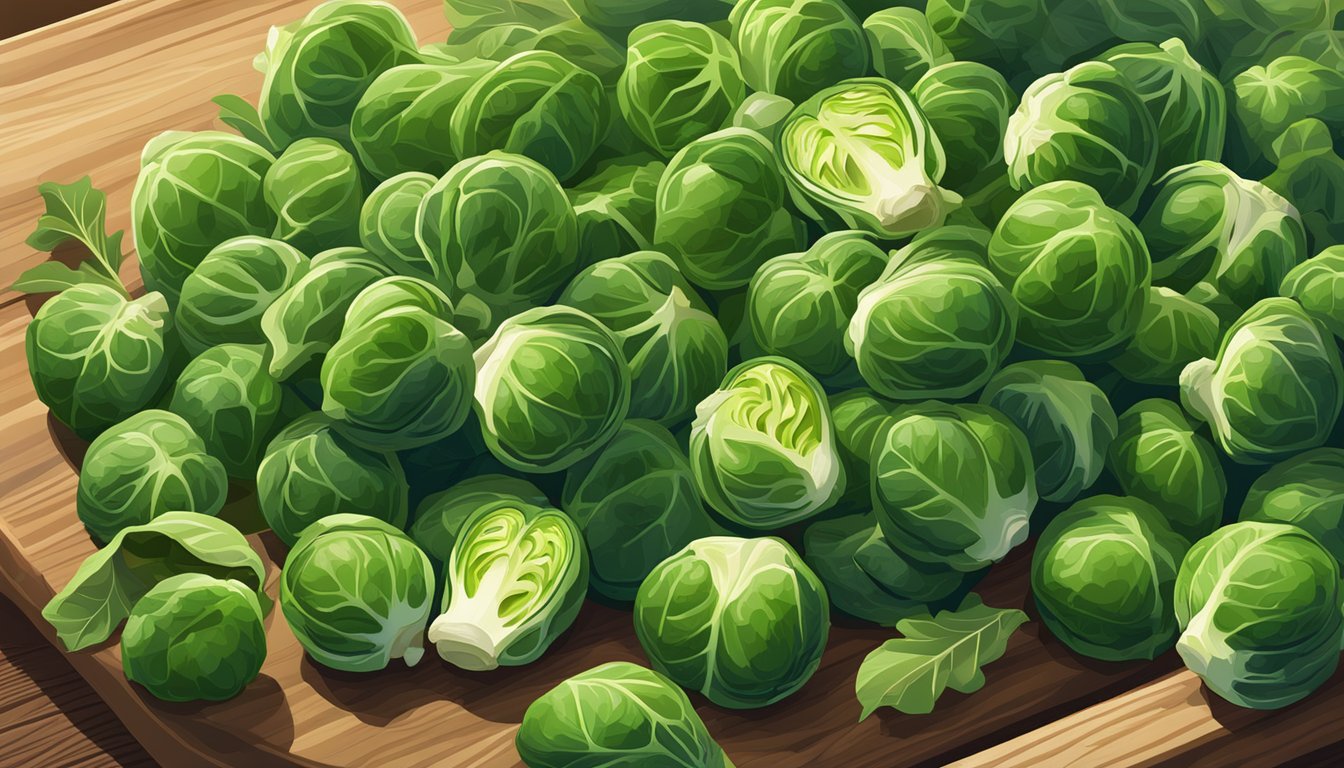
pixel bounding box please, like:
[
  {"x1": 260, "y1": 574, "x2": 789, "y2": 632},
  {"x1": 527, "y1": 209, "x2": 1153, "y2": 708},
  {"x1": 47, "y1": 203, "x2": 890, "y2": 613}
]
[
  {"x1": 13, "y1": 177, "x2": 128, "y2": 296},
  {"x1": 855, "y1": 594, "x2": 1028, "y2": 718}
]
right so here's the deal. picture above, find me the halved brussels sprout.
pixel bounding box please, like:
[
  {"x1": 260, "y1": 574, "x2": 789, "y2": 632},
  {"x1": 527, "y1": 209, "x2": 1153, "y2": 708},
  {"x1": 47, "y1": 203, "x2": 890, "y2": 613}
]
[
  {"x1": 451, "y1": 51, "x2": 607, "y2": 183},
  {"x1": 1033, "y1": 495, "x2": 1189, "y2": 661},
  {"x1": 417, "y1": 152, "x2": 579, "y2": 339},
  {"x1": 1004, "y1": 61, "x2": 1157, "y2": 214},
  {"x1": 979, "y1": 361, "x2": 1116, "y2": 505},
  {"x1": 1280, "y1": 246, "x2": 1344, "y2": 340},
  {"x1": 474, "y1": 306, "x2": 630, "y2": 473},
  {"x1": 77, "y1": 410, "x2": 228, "y2": 545},
  {"x1": 320, "y1": 277, "x2": 474, "y2": 451},
  {"x1": 176, "y1": 236, "x2": 309, "y2": 356},
  {"x1": 988, "y1": 181, "x2": 1151, "y2": 358},
  {"x1": 358, "y1": 172, "x2": 436, "y2": 279},
  {"x1": 911, "y1": 62, "x2": 1016, "y2": 191},
  {"x1": 1100, "y1": 39, "x2": 1225, "y2": 177},
  {"x1": 864, "y1": 7, "x2": 952, "y2": 90},
  {"x1": 873, "y1": 402, "x2": 1037, "y2": 572},
  {"x1": 351, "y1": 61, "x2": 493, "y2": 181},
  {"x1": 655, "y1": 128, "x2": 806, "y2": 290},
  {"x1": 850, "y1": 226, "x2": 1017, "y2": 399},
  {"x1": 122, "y1": 573, "x2": 266, "y2": 702},
  {"x1": 559, "y1": 251, "x2": 727, "y2": 426},
  {"x1": 410, "y1": 474, "x2": 549, "y2": 571},
  {"x1": 168, "y1": 344, "x2": 290, "y2": 480},
  {"x1": 778, "y1": 78, "x2": 960, "y2": 239},
  {"x1": 562, "y1": 420, "x2": 719, "y2": 601},
  {"x1": 27, "y1": 285, "x2": 174, "y2": 439},
  {"x1": 634, "y1": 536, "x2": 830, "y2": 709},
  {"x1": 729, "y1": 0, "x2": 870, "y2": 102},
  {"x1": 428, "y1": 500, "x2": 587, "y2": 670},
  {"x1": 264, "y1": 138, "x2": 364, "y2": 256},
  {"x1": 617, "y1": 21, "x2": 746, "y2": 159},
  {"x1": 1239, "y1": 448, "x2": 1344, "y2": 566},
  {"x1": 1139, "y1": 161, "x2": 1306, "y2": 309},
  {"x1": 1175, "y1": 522, "x2": 1343, "y2": 710},
  {"x1": 1110, "y1": 287, "x2": 1222, "y2": 386},
  {"x1": 690, "y1": 357, "x2": 845, "y2": 529},
  {"x1": 1109, "y1": 399, "x2": 1226, "y2": 542},
  {"x1": 566, "y1": 156, "x2": 665, "y2": 269},
  {"x1": 256, "y1": 413, "x2": 408, "y2": 546},
  {"x1": 132, "y1": 131, "x2": 276, "y2": 302},
  {"x1": 281, "y1": 514, "x2": 434, "y2": 672},
  {"x1": 1181, "y1": 298, "x2": 1342, "y2": 464},
  {"x1": 749, "y1": 231, "x2": 887, "y2": 379}
]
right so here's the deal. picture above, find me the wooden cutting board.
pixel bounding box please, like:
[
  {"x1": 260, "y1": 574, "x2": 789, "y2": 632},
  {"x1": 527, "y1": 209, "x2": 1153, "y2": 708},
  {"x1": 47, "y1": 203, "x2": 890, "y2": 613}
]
[{"x1": 1, "y1": 2, "x2": 1341, "y2": 767}]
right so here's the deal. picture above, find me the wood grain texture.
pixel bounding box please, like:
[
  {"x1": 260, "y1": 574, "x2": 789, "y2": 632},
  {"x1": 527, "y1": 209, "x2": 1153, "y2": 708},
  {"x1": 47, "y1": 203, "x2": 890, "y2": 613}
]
[{"x1": 1, "y1": 2, "x2": 1340, "y2": 768}]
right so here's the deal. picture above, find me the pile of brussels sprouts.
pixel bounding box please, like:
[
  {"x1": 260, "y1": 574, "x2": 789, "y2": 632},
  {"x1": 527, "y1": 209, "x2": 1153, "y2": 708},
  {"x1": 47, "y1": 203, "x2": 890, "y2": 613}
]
[{"x1": 15, "y1": 0, "x2": 1344, "y2": 762}]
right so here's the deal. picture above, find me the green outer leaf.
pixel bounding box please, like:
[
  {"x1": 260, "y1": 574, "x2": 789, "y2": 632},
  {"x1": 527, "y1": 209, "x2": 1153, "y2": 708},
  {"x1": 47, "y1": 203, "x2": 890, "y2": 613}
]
[
  {"x1": 855, "y1": 594, "x2": 1027, "y2": 718},
  {"x1": 16, "y1": 178, "x2": 126, "y2": 295},
  {"x1": 42, "y1": 512, "x2": 266, "y2": 652}
]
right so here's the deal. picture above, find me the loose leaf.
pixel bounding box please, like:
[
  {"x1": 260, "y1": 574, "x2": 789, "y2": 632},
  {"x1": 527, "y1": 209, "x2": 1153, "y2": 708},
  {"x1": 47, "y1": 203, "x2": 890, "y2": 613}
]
[
  {"x1": 42, "y1": 512, "x2": 268, "y2": 651},
  {"x1": 213, "y1": 94, "x2": 279, "y2": 153},
  {"x1": 14, "y1": 178, "x2": 127, "y2": 295},
  {"x1": 855, "y1": 594, "x2": 1028, "y2": 718}
]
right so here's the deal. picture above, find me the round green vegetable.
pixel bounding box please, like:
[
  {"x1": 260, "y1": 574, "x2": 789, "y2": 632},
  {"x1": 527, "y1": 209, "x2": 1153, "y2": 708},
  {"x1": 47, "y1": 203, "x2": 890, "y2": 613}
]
[
  {"x1": 1110, "y1": 287, "x2": 1222, "y2": 387},
  {"x1": 911, "y1": 62, "x2": 1016, "y2": 190},
  {"x1": 357, "y1": 172, "x2": 436, "y2": 279},
  {"x1": 1280, "y1": 246, "x2": 1344, "y2": 340},
  {"x1": 264, "y1": 138, "x2": 364, "y2": 255},
  {"x1": 729, "y1": 0, "x2": 870, "y2": 103},
  {"x1": 168, "y1": 344, "x2": 290, "y2": 480},
  {"x1": 410, "y1": 474, "x2": 549, "y2": 570},
  {"x1": 176, "y1": 236, "x2": 310, "y2": 356},
  {"x1": 1239, "y1": 449, "x2": 1344, "y2": 566},
  {"x1": 864, "y1": 7, "x2": 952, "y2": 91}
]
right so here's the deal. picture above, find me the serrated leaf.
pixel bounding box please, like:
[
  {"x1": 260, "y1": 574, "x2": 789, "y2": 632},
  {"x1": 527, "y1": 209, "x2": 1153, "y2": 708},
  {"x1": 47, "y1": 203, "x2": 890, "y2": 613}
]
[
  {"x1": 19, "y1": 178, "x2": 127, "y2": 297},
  {"x1": 213, "y1": 94, "x2": 278, "y2": 153},
  {"x1": 8, "y1": 261, "x2": 123, "y2": 295},
  {"x1": 855, "y1": 594, "x2": 1028, "y2": 719}
]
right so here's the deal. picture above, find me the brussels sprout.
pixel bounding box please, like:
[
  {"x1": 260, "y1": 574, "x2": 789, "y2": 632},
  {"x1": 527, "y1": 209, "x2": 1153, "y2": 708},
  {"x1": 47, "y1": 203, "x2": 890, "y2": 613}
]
[
  {"x1": 254, "y1": 0, "x2": 423, "y2": 149},
  {"x1": 1175, "y1": 521, "x2": 1344, "y2": 710},
  {"x1": 1181, "y1": 298, "x2": 1343, "y2": 464},
  {"x1": 1233, "y1": 55, "x2": 1344, "y2": 164},
  {"x1": 1206, "y1": 0, "x2": 1333, "y2": 32},
  {"x1": 828, "y1": 388, "x2": 899, "y2": 507},
  {"x1": 428, "y1": 500, "x2": 587, "y2": 670},
  {"x1": 634, "y1": 536, "x2": 830, "y2": 709},
  {"x1": 281, "y1": 514, "x2": 434, "y2": 672},
  {"x1": 1032, "y1": 495, "x2": 1189, "y2": 661},
  {"x1": 264, "y1": 138, "x2": 364, "y2": 255},
  {"x1": 559, "y1": 251, "x2": 727, "y2": 426},
  {"x1": 1239, "y1": 449, "x2": 1344, "y2": 566},
  {"x1": 168, "y1": 344, "x2": 290, "y2": 480},
  {"x1": 925, "y1": 0, "x2": 1044, "y2": 70},
  {"x1": 262, "y1": 248, "x2": 391, "y2": 379},
  {"x1": 176, "y1": 236, "x2": 310, "y2": 356},
  {"x1": 911, "y1": 62, "x2": 1016, "y2": 191},
  {"x1": 351, "y1": 61, "x2": 493, "y2": 181},
  {"x1": 530, "y1": 20, "x2": 626, "y2": 87},
  {"x1": 778, "y1": 78, "x2": 960, "y2": 239},
  {"x1": 1110, "y1": 287, "x2": 1222, "y2": 386},
  {"x1": 1004, "y1": 61, "x2": 1158, "y2": 214},
  {"x1": 731, "y1": 92, "x2": 795, "y2": 141},
  {"x1": 1096, "y1": 0, "x2": 1204, "y2": 45},
  {"x1": 1108, "y1": 399, "x2": 1225, "y2": 542},
  {"x1": 451, "y1": 51, "x2": 607, "y2": 183},
  {"x1": 358, "y1": 172, "x2": 436, "y2": 279},
  {"x1": 873, "y1": 402, "x2": 1037, "y2": 572},
  {"x1": 121, "y1": 573, "x2": 266, "y2": 702},
  {"x1": 1139, "y1": 161, "x2": 1306, "y2": 308},
  {"x1": 1263, "y1": 119, "x2": 1344, "y2": 255},
  {"x1": 474, "y1": 306, "x2": 630, "y2": 473},
  {"x1": 132, "y1": 131, "x2": 276, "y2": 301},
  {"x1": 805, "y1": 513, "x2": 980, "y2": 625},
  {"x1": 517, "y1": 661, "x2": 733, "y2": 768},
  {"x1": 655, "y1": 128, "x2": 806, "y2": 290},
  {"x1": 748, "y1": 231, "x2": 886, "y2": 379},
  {"x1": 77, "y1": 410, "x2": 228, "y2": 545},
  {"x1": 569, "y1": 0, "x2": 734, "y2": 31},
  {"x1": 257, "y1": 413, "x2": 408, "y2": 546},
  {"x1": 320, "y1": 277, "x2": 475, "y2": 451},
  {"x1": 425, "y1": 23, "x2": 538, "y2": 64},
  {"x1": 1281, "y1": 246, "x2": 1344, "y2": 340},
  {"x1": 566, "y1": 156, "x2": 664, "y2": 269},
  {"x1": 864, "y1": 8, "x2": 952, "y2": 91},
  {"x1": 417, "y1": 152, "x2": 579, "y2": 339},
  {"x1": 979, "y1": 361, "x2": 1117, "y2": 505},
  {"x1": 1099, "y1": 40, "x2": 1225, "y2": 178},
  {"x1": 850, "y1": 227, "x2": 1017, "y2": 399},
  {"x1": 562, "y1": 420, "x2": 718, "y2": 602},
  {"x1": 988, "y1": 181, "x2": 1152, "y2": 358},
  {"x1": 410, "y1": 474, "x2": 549, "y2": 569},
  {"x1": 26, "y1": 285, "x2": 174, "y2": 439},
  {"x1": 729, "y1": 0, "x2": 870, "y2": 103},
  {"x1": 691, "y1": 357, "x2": 844, "y2": 529},
  {"x1": 617, "y1": 21, "x2": 747, "y2": 160}
]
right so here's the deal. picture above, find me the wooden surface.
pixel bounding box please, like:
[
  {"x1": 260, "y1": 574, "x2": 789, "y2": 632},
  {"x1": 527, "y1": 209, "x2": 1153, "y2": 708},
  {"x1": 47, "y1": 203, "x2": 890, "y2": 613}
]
[{"x1": 2, "y1": 2, "x2": 1342, "y2": 768}]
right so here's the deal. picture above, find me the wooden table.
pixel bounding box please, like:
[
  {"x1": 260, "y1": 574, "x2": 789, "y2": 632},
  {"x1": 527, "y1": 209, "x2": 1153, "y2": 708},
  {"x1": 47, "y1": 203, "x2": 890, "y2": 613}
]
[{"x1": 2, "y1": 2, "x2": 1343, "y2": 767}]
